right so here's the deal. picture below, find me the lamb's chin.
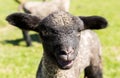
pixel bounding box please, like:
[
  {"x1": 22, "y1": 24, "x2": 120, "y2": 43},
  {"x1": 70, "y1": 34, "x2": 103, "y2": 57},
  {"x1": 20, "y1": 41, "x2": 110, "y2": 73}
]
[{"x1": 57, "y1": 59, "x2": 74, "y2": 69}]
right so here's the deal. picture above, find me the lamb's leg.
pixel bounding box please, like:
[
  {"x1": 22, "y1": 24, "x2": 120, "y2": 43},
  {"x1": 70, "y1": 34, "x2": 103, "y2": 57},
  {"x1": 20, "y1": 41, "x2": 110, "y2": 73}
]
[
  {"x1": 84, "y1": 55, "x2": 103, "y2": 78},
  {"x1": 22, "y1": 30, "x2": 32, "y2": 46},
  {"x1": 36, "y1": 59, "x2": 43, "y2": 78}
]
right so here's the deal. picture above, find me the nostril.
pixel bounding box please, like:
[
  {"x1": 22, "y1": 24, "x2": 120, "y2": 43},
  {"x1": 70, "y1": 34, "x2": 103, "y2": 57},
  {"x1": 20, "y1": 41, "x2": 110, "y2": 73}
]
[
  {"x1": 59, "y1": 49, "x2": 74, "y2": 55},
  {"x1": 56, "y1": 47, "x2": 74, "y2": 55},
  {"x1": 59, "y1": 51, "x2": 67, "y2": 55}
]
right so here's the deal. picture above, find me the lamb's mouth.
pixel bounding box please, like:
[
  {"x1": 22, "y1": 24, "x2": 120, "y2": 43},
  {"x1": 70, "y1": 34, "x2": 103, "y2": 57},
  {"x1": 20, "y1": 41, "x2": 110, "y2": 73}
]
[{"x1": 57, "y1": 59, "x2": 74, "y2": 69}]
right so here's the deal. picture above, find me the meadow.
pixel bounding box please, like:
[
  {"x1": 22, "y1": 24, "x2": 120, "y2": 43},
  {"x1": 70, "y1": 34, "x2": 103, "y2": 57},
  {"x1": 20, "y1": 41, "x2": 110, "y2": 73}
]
[{"x1": 0, "y1": 0, "x2": 120, "y2": 78}]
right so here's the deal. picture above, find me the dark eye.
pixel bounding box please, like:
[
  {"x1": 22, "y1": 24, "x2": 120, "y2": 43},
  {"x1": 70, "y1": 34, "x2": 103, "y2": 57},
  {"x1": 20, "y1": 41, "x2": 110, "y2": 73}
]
[{"x1": 41, "y1": 30, "x2": 52, "y2": 36}]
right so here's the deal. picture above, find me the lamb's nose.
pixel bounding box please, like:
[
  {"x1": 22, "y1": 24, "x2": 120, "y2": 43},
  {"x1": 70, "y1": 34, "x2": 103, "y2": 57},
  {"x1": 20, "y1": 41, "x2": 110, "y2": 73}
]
[
  {"x1": 60, "y1": 47, "x2": 74, "y2": 55},
  {"x1": 58, "y1": 47, "x2": 74, "y2": 61}
]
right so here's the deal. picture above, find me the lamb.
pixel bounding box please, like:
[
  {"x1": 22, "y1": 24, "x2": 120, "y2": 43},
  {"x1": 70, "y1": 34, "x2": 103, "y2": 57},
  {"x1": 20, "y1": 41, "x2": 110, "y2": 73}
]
[
  {"x1": 15, "y1": 0, "x2": 70, "y2": 14},
  {"x1": 15, "y1": 0, "x2": 71, "y2": 46},
  {"x1": 15, "y1": 0, "x2": 48, "y2": 11},
  {"x1": 6, "y1": 10, "x2": 108, "y2": 78},
  {"x1": 22, "y1": 0, "x2": 70, "y2": 18}
]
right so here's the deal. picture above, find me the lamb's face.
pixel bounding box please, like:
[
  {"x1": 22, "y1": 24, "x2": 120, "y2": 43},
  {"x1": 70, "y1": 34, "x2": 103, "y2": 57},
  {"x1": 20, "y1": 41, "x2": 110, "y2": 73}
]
[
  {"x1": 36, "y1": 11, "x2": 84, "y2": 69},
  {"x1": 39, "y1": 24, "x2": 81, "y2": 69}
]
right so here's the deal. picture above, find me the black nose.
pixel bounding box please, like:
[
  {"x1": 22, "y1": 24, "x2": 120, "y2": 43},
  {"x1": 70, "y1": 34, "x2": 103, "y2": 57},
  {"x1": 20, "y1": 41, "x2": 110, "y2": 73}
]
[
  {"x1": 59, "y1": 47, "x2": 74, "y2": 55},
  {"x1": 57, "y1": 47, "x2": 74, "y2": 61}
]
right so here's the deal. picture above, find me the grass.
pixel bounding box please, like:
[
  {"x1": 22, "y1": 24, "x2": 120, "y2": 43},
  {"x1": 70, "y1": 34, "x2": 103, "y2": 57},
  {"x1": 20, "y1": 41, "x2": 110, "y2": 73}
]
[{"x1": 0, "y1": 0, "x2": 120, "y2": 78}]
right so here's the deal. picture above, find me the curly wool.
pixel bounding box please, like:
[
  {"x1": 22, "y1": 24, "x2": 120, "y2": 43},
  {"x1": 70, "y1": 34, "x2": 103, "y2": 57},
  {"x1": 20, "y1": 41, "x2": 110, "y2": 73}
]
[{"x1": 41, "y1": 11, "x2": 84, "y2": 28}]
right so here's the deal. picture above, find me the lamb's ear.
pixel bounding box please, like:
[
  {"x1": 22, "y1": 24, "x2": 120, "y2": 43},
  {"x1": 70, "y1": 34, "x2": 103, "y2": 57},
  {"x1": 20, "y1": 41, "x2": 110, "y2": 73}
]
[
  {"x1": 79, "y1": 16, "x2": 108, "y2": 30},
  {"x1": 6, "y1": 13, "x2": 41, "y2": 32}
]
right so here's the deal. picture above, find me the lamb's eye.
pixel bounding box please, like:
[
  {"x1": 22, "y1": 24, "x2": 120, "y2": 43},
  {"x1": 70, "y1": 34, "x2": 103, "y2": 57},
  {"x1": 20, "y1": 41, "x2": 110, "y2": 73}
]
[
  {"x1": 41, "y1": 30, "x2": 53, "y2": 36},
  {"x1": 41, "y1": 31, "x2": 49, "y2": 36}
]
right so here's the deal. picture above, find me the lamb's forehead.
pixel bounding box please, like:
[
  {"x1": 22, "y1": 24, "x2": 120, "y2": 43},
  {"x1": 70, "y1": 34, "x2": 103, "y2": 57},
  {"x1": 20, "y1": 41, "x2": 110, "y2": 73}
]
[{"x1": 41, "y1": 11, "x2": 83, "y2": 27}]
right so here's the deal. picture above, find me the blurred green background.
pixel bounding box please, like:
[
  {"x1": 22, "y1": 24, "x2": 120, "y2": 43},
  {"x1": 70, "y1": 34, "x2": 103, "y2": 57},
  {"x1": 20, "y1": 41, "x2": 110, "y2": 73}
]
[{"x1": 0, "y1": 0, "x2": 120, "y2": 78}]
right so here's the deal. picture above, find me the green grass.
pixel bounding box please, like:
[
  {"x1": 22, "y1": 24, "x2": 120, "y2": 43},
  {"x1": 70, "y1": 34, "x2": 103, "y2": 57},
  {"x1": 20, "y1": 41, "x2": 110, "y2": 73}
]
[{"x1": 0, "y1": 0, "x2": 120, "y2": 78}]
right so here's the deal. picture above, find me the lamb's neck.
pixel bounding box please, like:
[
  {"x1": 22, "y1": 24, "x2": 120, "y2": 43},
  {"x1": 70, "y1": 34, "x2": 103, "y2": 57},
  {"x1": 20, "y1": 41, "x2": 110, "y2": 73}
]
[{"x1": 41, "y1": 54, "x2": 80, "y2": 78}]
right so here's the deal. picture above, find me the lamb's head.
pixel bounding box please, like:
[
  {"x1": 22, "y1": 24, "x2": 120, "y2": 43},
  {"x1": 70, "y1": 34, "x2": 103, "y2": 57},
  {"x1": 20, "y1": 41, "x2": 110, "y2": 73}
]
[
  {"x1": 6, "y1": 11, "x2": 108, "y2": 69},
  {"x1": 38, "y1": 11, "x2": 84, "y2": 69}
]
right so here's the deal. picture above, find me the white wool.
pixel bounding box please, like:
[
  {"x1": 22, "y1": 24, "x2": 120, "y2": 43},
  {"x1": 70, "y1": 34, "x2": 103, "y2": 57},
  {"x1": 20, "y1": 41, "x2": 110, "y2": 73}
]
[{"x1": 23, "y1": 0, "x2": 71, "y2": 18}]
